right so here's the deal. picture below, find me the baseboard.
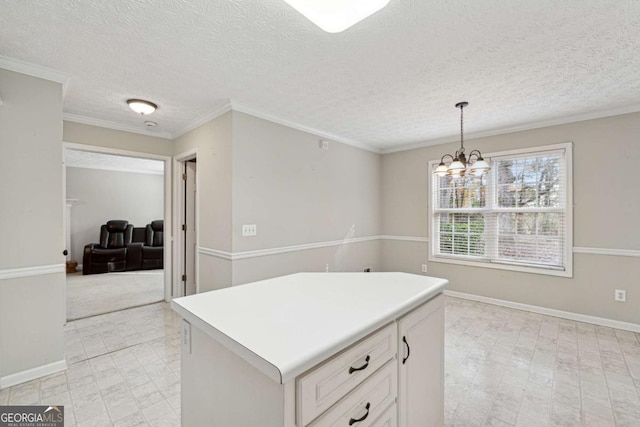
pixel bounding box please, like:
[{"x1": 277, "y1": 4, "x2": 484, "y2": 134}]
[
  {"x1": 0, "y1": 359, "x2": 67, "y2": 389},
  {"x1": 444, "y1": 290, "x2": 640, "y2": 333}
]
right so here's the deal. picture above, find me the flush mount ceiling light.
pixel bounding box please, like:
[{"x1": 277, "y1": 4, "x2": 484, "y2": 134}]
[
  {"x1": 127, "y1": 99, "x2": 157, "y2": 115},
  {"x1": 283, "y1": 0, "x2": 391, "y2": 33},
  {"x1": 434, "y1": 102, "x2": 490, "y2": 178}
]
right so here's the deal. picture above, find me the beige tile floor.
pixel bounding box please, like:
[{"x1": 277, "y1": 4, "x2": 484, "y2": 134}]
[
  {"x1": 1, "y1": 297, "x2": 639, "y2": 426},
  {"x1": 0, "y1": 302, "x2": 182, "y2": 427},
  {"x1": 445, "y1": 297, "x2": 640, "y2": 427}
]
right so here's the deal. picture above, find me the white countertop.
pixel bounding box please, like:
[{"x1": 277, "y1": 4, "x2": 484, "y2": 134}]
[{"x1": 171, "y1": 272, "x2": 447, "y2": 384}]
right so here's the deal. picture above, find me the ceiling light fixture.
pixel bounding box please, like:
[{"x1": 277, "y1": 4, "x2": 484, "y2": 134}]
[
  {"x1": 127, "y1": 99, "x2": 157, "y2": 115},
  {"x1": 283, "y1": 0, "x2": 390, "y2": 33},
  {"x1": 434, "y1": 102, "x2": 490, "y2": 178}
]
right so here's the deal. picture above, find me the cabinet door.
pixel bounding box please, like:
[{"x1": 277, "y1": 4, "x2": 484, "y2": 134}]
[{"x1": 397, "y1": 294, "x2": 444, "y2": 427}]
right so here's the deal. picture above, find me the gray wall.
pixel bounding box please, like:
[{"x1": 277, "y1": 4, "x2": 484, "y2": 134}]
[
  {"x1": 63, "y1": 121, "x2": 174, "y2": 156},
  {"x1": 0, "y1": 69, "x2": 65, "y2": 381},
  {"x1": 66, "y1": 167, "x2": 164, "y2": 262},
  {"x1": 173, "y1": 112, "x2": 234, "y2": 292},
  {"x1": 381, "y1": 112, "x2": 640, "y2": 324},
  {"x1": 174, "y1": 111, "x2": 382, "y2": 291},
  {"x1": 230, "y1": 112, "x2": 382, "y2": 285}
]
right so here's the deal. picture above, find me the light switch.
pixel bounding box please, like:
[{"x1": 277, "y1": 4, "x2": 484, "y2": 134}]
[{"x1": 242, "y1": 224, "x2": 257, "y2": 236}]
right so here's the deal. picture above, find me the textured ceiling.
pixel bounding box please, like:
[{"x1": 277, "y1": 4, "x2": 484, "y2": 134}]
[
  {"x1": 65, "y1": 149, "x2": 164, "y2": 175},
  {"x1": 1, "y1": 0, "x2": 639, "y2": 151}
]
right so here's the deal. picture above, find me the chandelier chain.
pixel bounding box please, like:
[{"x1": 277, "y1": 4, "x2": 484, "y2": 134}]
[{"x1": 460, "y1": 104, "x2": 464, "y2": 151}]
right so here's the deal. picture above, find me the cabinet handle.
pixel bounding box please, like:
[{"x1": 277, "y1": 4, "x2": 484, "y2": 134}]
[
  {"x1": 402, "y1": 336, "x2": 410, "y2": 364},
  {"x1": 348, "y1": 402, "x2": 370, "y2": 425},
  {"x1": 348, "y1": 355, "x2": 370, "y2": 374}
]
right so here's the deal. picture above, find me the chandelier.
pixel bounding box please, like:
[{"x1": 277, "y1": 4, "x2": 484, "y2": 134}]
[{"x1": 434, "y1": 102, "x2": 490, "y2": 178}]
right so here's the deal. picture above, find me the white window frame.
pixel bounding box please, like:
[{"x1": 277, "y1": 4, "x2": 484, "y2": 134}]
[{"x1": 428, "y1": 142, "x2": 573, "y2": 278}]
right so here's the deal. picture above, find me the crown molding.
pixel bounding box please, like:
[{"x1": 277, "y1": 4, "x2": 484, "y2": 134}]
[
  {"x1": 231, "y1": 102, "x2": 381, "y2": 154},
  {"x1": 381, "y1": 103, "x2": 640, "y2": 154},
  {"x1": 63, "y1": 113, "x2": 173, "y2": 139},
  {"x1": 0, "y1": 55, "x2": 71, "y2": 97},
  {"x1": 172, "y1": 102, "x2": 233, "y2": 139}
]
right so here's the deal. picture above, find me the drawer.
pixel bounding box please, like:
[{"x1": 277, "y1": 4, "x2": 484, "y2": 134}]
[
  {"x1": 370, "y1": 403, "x2": 397, "y2": 427},
  {"x1": 297, "y1": 323, "x2": 397, "y2": 426},
  {"x1": 309, "y1": 360, "x2": 397, "y2": 427}
]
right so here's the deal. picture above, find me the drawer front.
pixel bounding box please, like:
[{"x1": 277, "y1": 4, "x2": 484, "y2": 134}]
[
  {"x1": 298, "y1": 323, "x2": 397, "y2": 426},
  {"x1": 370, "y1": 403, "x2": 397, "y2": 427},
  {"x1": 309, "y1": 360, "x2": 397, "y2": 427}
]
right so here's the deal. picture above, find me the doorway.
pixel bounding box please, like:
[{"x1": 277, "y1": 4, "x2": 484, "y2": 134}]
[
  {"x1": 63, "y1": 142, "x2": 173, "y2": 320},
  {"x1": 174, "y1": 149, "x2": 198, "y2": 297}
]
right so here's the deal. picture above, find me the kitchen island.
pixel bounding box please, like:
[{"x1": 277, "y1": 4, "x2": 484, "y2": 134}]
[{"x1": 171, "y1": 272, "x2": 447, "y2": 427}]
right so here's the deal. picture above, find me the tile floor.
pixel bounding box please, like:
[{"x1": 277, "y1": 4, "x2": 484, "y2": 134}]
[
  {"x1": 1, "y1": 297, "x2": 639, "y2": 426},
  {"x1": 445, "y1": 297, "x2": 640, "y2": 427},
  {"x1": 0, "y1": 302, "x2": 182, "y2": 426}
]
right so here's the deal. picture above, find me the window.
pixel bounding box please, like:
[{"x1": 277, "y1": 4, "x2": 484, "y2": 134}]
[{"x1": 429, "y1": 143, "x2": 572, "y2": 277}]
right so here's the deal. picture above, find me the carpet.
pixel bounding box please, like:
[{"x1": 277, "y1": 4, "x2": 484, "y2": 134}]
[{"x1": 66, "y1": 270, "x2": 165, "y2": 320}]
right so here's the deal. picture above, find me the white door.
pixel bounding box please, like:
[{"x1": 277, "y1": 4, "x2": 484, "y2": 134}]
[
  {"x1": 184, "y1": 161, "x2": 197, "y2": 295},
  {"x1": 397, "y1": 295, "x2": 444, "y2": 427}
]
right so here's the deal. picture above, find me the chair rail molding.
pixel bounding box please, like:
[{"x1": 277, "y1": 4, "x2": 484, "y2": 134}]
[{"x1": 0, "y1": 264, "x2": 65, "y2": 281}]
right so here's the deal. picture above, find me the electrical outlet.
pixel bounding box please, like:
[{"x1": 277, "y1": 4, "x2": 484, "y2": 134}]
[
  {"x1": 615, "y1": 289, "x2": 626, "y2": 302},
  {"x1": 182, "y1": 319, "x2": 192, "y2": 354},
  {"x1": 241, "y1": 224, "x2": 257, "y2": 236},
  {"x1": 421, "y1": 264, "x2": 428, "y2": 273},
  {"x1": 325, "y1": 264, "x2": 329, "y2": 272},
  {"x1": 364, "y1": 267, "x2": 371, "y2": 273}
]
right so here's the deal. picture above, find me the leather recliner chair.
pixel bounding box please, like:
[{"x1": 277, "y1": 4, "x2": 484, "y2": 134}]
[
  {"x1": 83, "y1": 220, "x2": 133, "y2": 275},
  {"x1": 142, "y1": 220, "x2": 164, "y2": 269}
]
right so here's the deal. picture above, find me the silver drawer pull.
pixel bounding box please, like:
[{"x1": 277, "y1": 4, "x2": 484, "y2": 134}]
[{"x1": 348, "y1": 355, "x2": 370, "y2": 374}]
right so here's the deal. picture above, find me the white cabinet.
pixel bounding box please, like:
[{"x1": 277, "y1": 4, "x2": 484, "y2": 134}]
[
  {"x1": 173, "y1": 273, "x2": 447, "y2": 427},
  {"x1": 397, "y1": 294, "x2": 444, "y2": 427}
]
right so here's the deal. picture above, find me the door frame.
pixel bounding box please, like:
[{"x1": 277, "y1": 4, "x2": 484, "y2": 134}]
[
  {"x1": 173, "y1": 148, "x2": 199, "y2": 298},
  {"x1": 63, "y1": 142, "x2": 173, "y2": 302}
]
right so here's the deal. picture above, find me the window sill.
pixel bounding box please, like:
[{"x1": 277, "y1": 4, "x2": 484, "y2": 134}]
[{"x1": 428, "y1": 254, "x2": 573, "y2": 278}]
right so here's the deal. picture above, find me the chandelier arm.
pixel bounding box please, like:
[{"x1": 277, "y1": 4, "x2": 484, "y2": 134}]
[
  {"x1": 440, "y1": 154, "x2": 455, "y2": 163},
  {"x1": 468, "y1": 150, "x2": 483, "y2": 162}
]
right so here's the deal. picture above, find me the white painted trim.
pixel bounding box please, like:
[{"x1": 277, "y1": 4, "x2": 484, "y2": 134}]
[
  {"x1": 233, "y1": 236, "x2": 379, "y2": 260},
  {"x1": 199, "y1": 247, "x2": 233, "y2": 261},
  {"x1": 199, "y1": 236, "x2": 381, "y2": 261},
  {"x1": 172, "y1": 103, "x2": 232, "y2": 139},
  {"x1": 0, "y1": 264, "x2": 65, "y2": 280},
  {"x1": 0, "y1": 359, "x2": 67, "y2": 389},
  {"x1": 231, "y1": 103, "x2": 381, "y2": 154},
  {"x1": 379, "y1": 235, "x2": 429, "y2": 243},
  {"x1": 444, "y1": 290, "x2": 640, "y2": 334},
  {"x1": 573, "y1": 247, "x2": 640, "y2": 258},
  {"x1": 173, "y1": 148, "x2": 200, "y2": 297},
  {"x1": 381, "y1": 104, "x2": 640, "y2": 154},
  {"x1": 62, "y1": 142, "x2": 173, "y2": 302},
  {"x1": 65, "y1": 163, "x2": 163, "y2": 176},
  {"x1": 63, "y1": 113, "x2": 173, "y2": 139},
  {"x1": 0, "y1": 55, "x2": 71, "y2": 96},
  {"x1": 64, "y1": 142, "x2": 170, "y2": 161}
]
